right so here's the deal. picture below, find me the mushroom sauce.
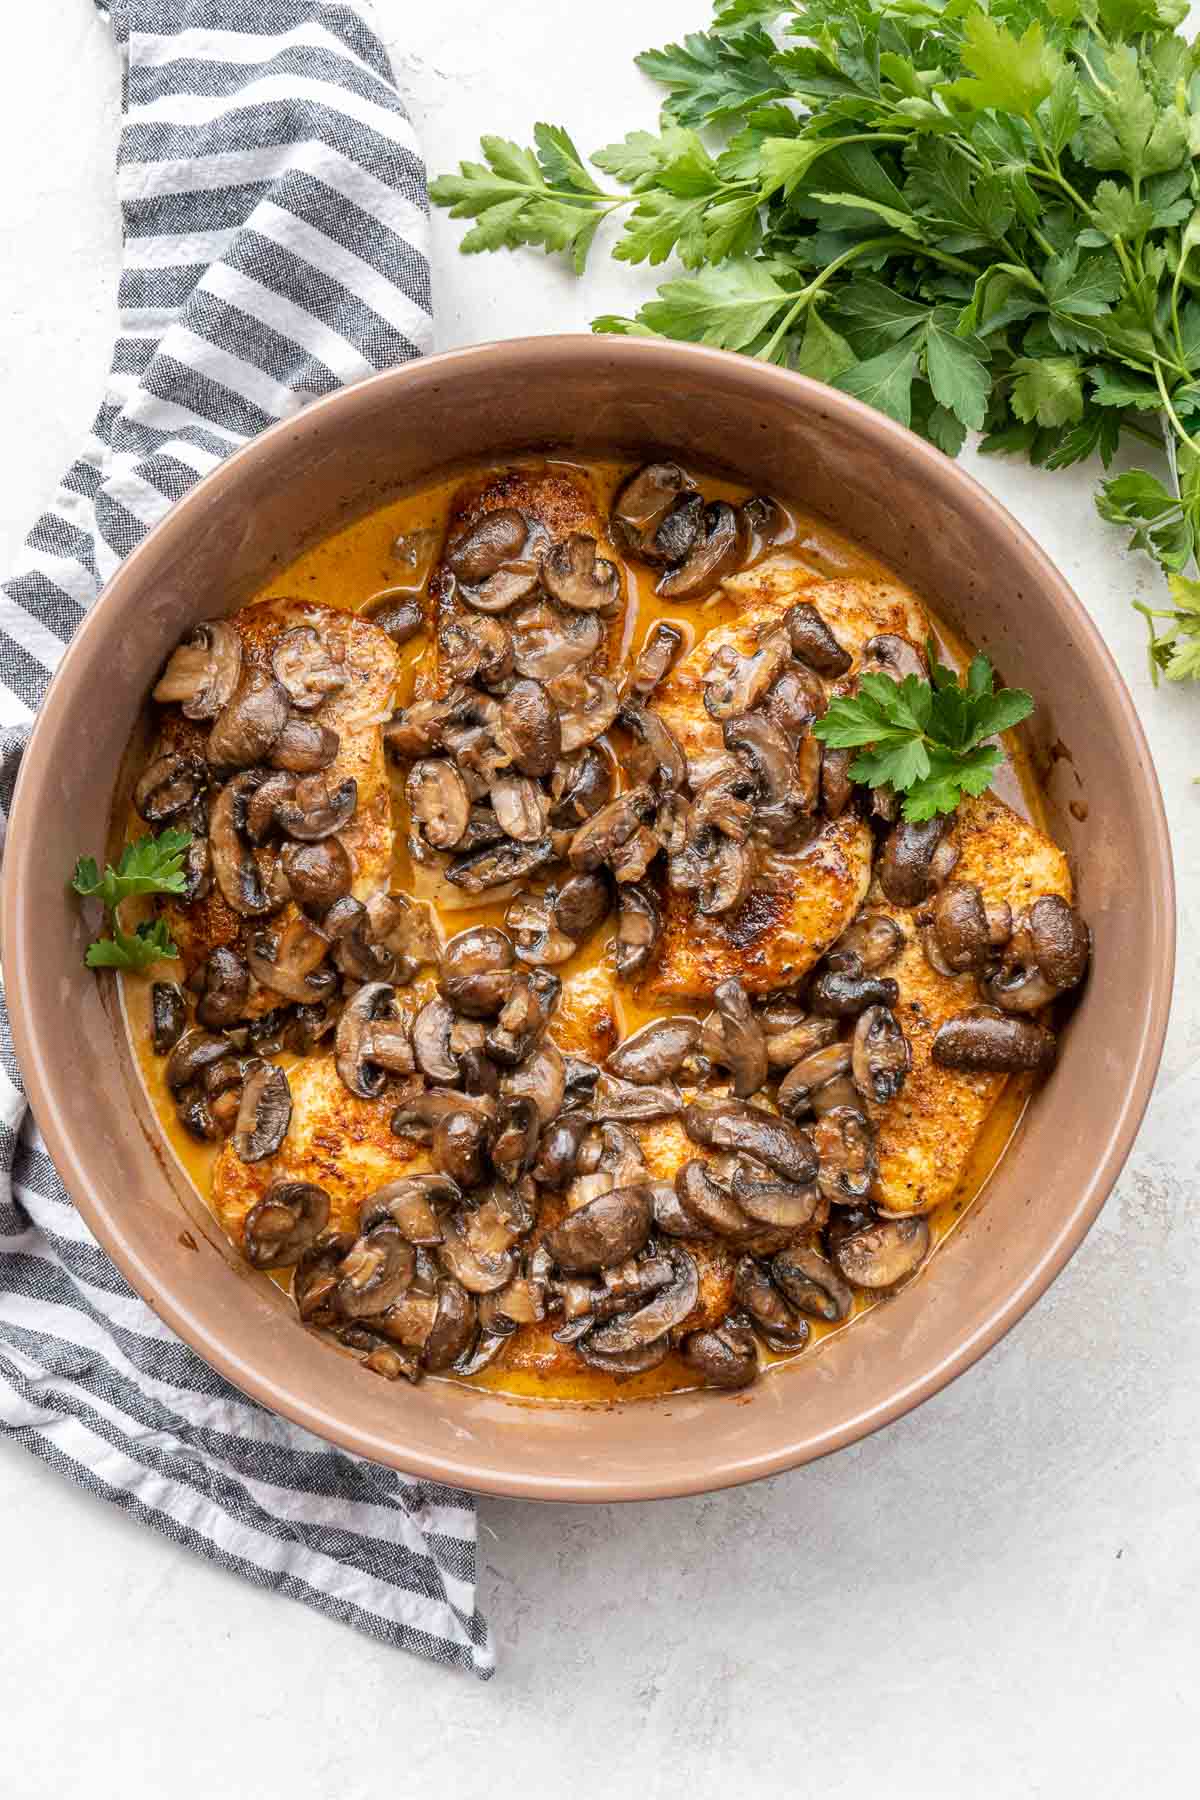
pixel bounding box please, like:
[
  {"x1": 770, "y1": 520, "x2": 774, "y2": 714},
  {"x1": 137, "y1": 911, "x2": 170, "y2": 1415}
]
[{"x1": 120, "y1": 456, "x2": 1089, "y2": 1403}]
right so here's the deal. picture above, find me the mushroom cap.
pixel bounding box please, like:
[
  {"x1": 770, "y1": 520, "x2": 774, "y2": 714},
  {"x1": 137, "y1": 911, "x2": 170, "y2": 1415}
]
[
  {"x1": 544, "y1": 1185, "x2": 654, "y2": 1273},
  {"x1": 232, "y1": 1060, "x2": 293, "y2": 1162}
]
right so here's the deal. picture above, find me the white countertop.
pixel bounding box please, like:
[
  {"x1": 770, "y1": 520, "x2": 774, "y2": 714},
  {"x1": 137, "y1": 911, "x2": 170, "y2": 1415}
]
[{"x1": 2, "y1": 4, "x2": 1198, "y2": 1793}]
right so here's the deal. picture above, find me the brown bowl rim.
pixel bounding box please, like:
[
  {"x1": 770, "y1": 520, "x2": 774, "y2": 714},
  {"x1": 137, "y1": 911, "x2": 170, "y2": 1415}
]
[{"x1": 1, "y1": 335, "x2": 1176, "y2": 1500}]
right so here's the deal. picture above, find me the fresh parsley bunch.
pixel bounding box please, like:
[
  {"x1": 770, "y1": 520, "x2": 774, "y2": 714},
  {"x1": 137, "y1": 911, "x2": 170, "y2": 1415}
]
[
  {"x1": 72, "y1": 828, "x2": 190, "y2": 971},
  {"x1": 431, "y1": 0, "x2": 1200, "y2": 679},
  {"x1": 813, "y1": 647, "x2": 1034, "y2": 819}
]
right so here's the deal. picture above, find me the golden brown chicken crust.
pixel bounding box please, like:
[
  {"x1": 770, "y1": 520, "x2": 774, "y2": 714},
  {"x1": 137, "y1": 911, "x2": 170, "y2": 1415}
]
[
  {"x1": 211, "y1": 1052, "x2": 427, "y2": 1250},
  {"x1": 161, "y1": 597, "x2": 399, "y2": 1009},
  {"x1": 870, "y1": 791, "x2": 1073, "y2": 1217},
  {"x1": 644, "y1": 813, "x2": 873, "y2": 1004}
]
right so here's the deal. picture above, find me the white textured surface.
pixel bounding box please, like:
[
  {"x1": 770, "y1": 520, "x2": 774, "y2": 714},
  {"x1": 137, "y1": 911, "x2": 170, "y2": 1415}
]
[{"x1": 2, "y1": 3, "x2": 1199, "y2": 1792}]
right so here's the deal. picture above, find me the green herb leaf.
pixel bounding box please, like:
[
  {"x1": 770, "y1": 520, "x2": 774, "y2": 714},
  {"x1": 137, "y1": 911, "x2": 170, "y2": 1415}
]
[
  {"x1": 635, "y1": 28, "x2": 785, "y2": 128},
  {"x1": 72, "y1": 828, "x2": 191, "y2": 909},
  {"x1": 622, "y1": 259, "x2": 795, "y2": 350},
  {"x1": 939, "y1": 14, "x2": 1063, "y2": 117},
  {"x1": 814, "y1": 653, "x2": 1034, "y2": 820},
  {"x1": 84, "y1": 918, "x2": 180, "y2": 973},
  {"x1": 833, "y1": 341, "x2": 920, "y2": 428}
]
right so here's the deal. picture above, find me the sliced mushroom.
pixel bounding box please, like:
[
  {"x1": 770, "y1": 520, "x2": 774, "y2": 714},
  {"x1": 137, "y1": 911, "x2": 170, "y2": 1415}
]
[
  {"x1": 271, "y1": 626, "x2": 344, "y2": 711},
  {"x1": 650, "y1": 1178, "x2": 713, "y2": 1239},
  {"x1": 674, "y1": 1159, "x2": 757, "y2": 1242},
  {"x1": 629, "y1": 621, "x2": 685, "y2": 699},
  {"x1": 728, "y1": 1160, "x2": 822, "y2": 1230},
  {"x1": 325, "y1": 895, "x2": 395, "y2": 984},
  {"x1": 486, "y1": 971, "x2": 560, "y2": 1068},
  {"x1": 491, "y1": 1095, "x2": 541, "y2": 1184},
  {"x1": 878, "y1": 817, "x2": 949, "y2": 907},
  {"x1": 932, "y1": 1008, "x2": 1057, "y2": 1072},
  {"x1": 833, "y1": 1214, "x2": 929, "y2": 1290},
  {"x1": 412, "y1": 997, "x2": 460, "y2": 1082},
  {"x1": 610, "y1": 462, "x2": 701, "y2": 567},
  {"x1": 697, "y1": 833, "x2": 754, "y2": 917},
  {"x1": 438, "y1": 614, "x2": 513, "y2": 689},
  {"x1": 505, "y1": 891, "x2": 575, "y2": 967},
  {"x1": 614, "y1": 881, "x2": 660, "y2": 980},
  {"x1": 567, "y1": 787, "x2": 653, "y2": 872},
  {"x1": 437, "y1": 1213, "x2": 516, "y2": 1295},
  {"x1": 509, "y1": 600, "x2": 601, "y2": 682},
  {"x1": 438, "y1": 926, "x2": 515, "y2": 1017},
  {"x1": 383, "y1": 688, "x2": 467, "y2": 760},
  {"x1": 552, "y1": 870, "x2": 611, "y2": 941},
  {"x1": 545, "y1": 1185, "x2": 653, "y2": 1273},
  {"x1": 605, "y1": 1016, "x2": 701, "y2": 1086},
  {"x1": 833, "y1": 911, "x2": 905, "y2": 972},
  {"x1": 733, "y1": 1256, "x2": 809, "y2": 1352},
  {"x1": 757, "y1": 1003, "x2": 838, "y2": 1071},
  {"x1": 683, "y1": 1100, "x2": 818, "y2": 1185},
  {"x1": 447, "y1": 508, "x2": 529, "y2": 583},
  {"x1": 445, "y1": 833, "x2": 556, "y2": 894},
  {"x1": 151, "y1": 982, "x2": 186, "y2": 1056},
  {"x1": 336, "y1": 1225, "x2": 416, "y2": 1318},
  {"x1": 542, "y1": 533, "x2": 621, "y2": 614},
  {"x1": 498, "y1": 678, "x2": 561, "y2": 778},
  {"x1": 134, "y1": 751, "x2": 207, "y2": 825},
  {"x1": 491, "y1": 774, "x2": 550, "y2": 843},
  {"x1": 500, "y1": 1038, "x2": 565, "y2": 1126},
  {"x1": 243, "y1": 1181, "x2": 330, "y2": 1269},
  {"x1": 362, "y1": 1173, "x2": 460, "y2": 1244},
  {"x1": 851, "y1": 1006, "x2": 911, "y2": 1106},
  {"x1": 247, "y1": 917, "x2": 334, "y2": 1005},
  {"x1": 365, "y1": 594, "x2": 425, "y2": 646},
  {"x1": 772, "y1": 1245, "x2": 853, "y2": 1322},
  {"x1": 241, "y1": 770, "x2": 295, "y2": 844},
  {"x1": 532, "y1": 1111, "x2": 590, "y2": 1189},
  {"x1": 208, "y1": 774, "x2": 287, "y2": 917},
  {"x1": 423, "y1": 1280, "x2": 479, "y2": 1372},
  {"x1": 460, "y1": 563, "x2": 542, "y2": 614},
  {"x1": 586, "y1": 1247, "x2": 699, "y2": 1353},
  {"x1": 820, "y1": 746, "x2": 854, "y2": 819},
  {"x1": 165, "y1": 1027, "x2": 231, "y2": 1092},
  {"x1": 574, "y1": 1334, "x2": 671, "y2": 1376},
  {"x1": 784, "y1": 602, "x2": 852, "y2": 676},
  {"x1": 777, "y1": 1042, "x2": 853, "y2": 1121},
  {"x1": 407, "y1": 758, "x2": 470, "y2": 852},
  {"x1": 592, "y1": 1071, "x2": 682, "y2": 1121},
  {"x1": 194, "y1": 945, "x2": 250, "y2": 1029},
  {"x1": 983, "y1": 894, "x2": 1090, "y2": 1011},
  {"x1": 294, "y1": 1234, "x2": 354, "y2": 1325},
  {"x1": 656, "y1": 501, "x2": 747, "y2": 602},
  {"x1": 153, "y1": 621, "x2": 242, "y2": 720},
  {"x1": 280, "y1": 837, "x2": 351, "y2": 915},
  {"x1": 703, "y1": 630, "x2": 791, "y2": 724},
  {"x1": 862, "y1": 634, "x2": 927, "y2": 682},
  {"x1": 276, "y1": 773, "x2": 357, "y2": 843},
  {"x1": 181, "y1": 835, "x2": 212, "y2": 904},
  {"x1": 206, "y1": 669, "x2": 290, "y2": 769},
  {"x1": 712, "y1": 977, "x2": 768, "y2": 1098},
  {"x1": 549, "y1": 746, "x2": 615, "y2": 829},
  {"x1": 810, "y1": 952, "x2": 899, "y2": 1018},
  {"x1": 681, "y1": 1318, "x2": 758, "y2": 1389},
  {"x1": 269, "y1": 716, "x2": 340, "y2": 772},
  {"x1": 434, "y1": 1107, "x2": 494, "y2": 1188},
  {"x1": 335, "y1": 983, "x2": 414, "y2": 1099},
  {"x1": 232, "y1": 1060, "x2": 292, "y2": 1162},
  {"x1": 366, "y1": 892, "x2": 442, "y2": 985},
  {"x1": 620, "y1": 700, "x2": 687, "y2": 794},
  {"x1": 813, "y1": 1106, "x2": 877, "y2": 1204},
  {"x1": 548, "y1": 671, "x2": 620, "y2": 753}
]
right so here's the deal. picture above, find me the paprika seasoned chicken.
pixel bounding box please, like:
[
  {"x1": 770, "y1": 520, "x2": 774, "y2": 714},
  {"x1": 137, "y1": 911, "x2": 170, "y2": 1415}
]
[{"x1": 128, "y1": 454, "x2": 1090, "y2": 1401}]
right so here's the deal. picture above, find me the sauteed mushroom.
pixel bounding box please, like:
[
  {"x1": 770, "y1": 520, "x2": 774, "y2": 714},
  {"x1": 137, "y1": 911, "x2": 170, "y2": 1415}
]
[
  {"x1": 326, "y1": 895, "x2": 395, "y2": 984},
  {"x1": 206, "y1": 669, "x2": 290, "y2": 769},
  {"x1": 878, "y1": 817, "x2": 949, "y2": 907},
  {"x1": 772, "y1": 1245, "x2": 853, "y2": 1322},
  {"x1": 501, "y1": 1039, "x2": 565, "y2": 1125},
  {"x1": 813, "y1": 1106, "x2": 877, "y2": 1203},
  {"x1": 757, "y1": 1003, "x2": 838, "y2": 1070},
  {"x1": 657, "y1": 501, "x2": 746, "y2": 602},
  {"x1": 620, "y1": 700, "x2": 687, "y2": 794},
  {"x1": 833, "y1": 911, "x2": 905, "y2": 973},
  {"x1": 862, "y1": 634, "x2": 927, "y2": 682},
  {"x1": 509, "y1": 600, "x2": 601, "y2": 682},
  {"x1": 585, "y1": 1247, "x2": 699, "y2": 1354},
  {"x1": 851, "y1": 1006, "x2": 911, "y2": 1105},
  {"x1": 492, "y1": 774, "x2": 550, "y2": 843},
  {"x1": 605, "y1": 1016, "x2": 701, "y2": 1086},
  {"x1": 491, "y1": 1096, "x2": 540, "y2": 1184},
  {"x1": 712, "y1": 977, "x2": 768, "y2": 1098},
  {"x1": 549, "y1": 745, "x2": 614, "y2": 826},
  {"x1": 165, "y1": 1028, "x2": 230, "y2": 1092},
  {"x1": 150, "y1": 982, "x2": 186, "y2": 1055},
  {"x1": 810, "y1": 952, "x2": 899, "y2": 1018},
  {"x1": 499, "y1": 678, "x2": 561, "y2": 777},
  {"x1": 269, "y1": 716, "x2": 339, "y2": 772},
  {"x1": 438, "y1": 926, "x2": 515, "y2": 1017},
  {"x1": 232, "y1": 1060, "x2": 292, "y2": 1161},
  {"x1": 702, "y1": 630, "x2": 791, "y2": 721},
  {"x1": 542, "y1": 533, "x2": 622, "y2": 613},
  {"x1": 407, "y1": 758, "x2": 470, "y2": 850},
  {"x1": 932, "y1": 1008, "x2": 1057, "y2": 1072},
  {"x1": 614, "y1": 881, "x2": 660, "y2": 979},
  {"x1": 243, "y1": 1181, "x2": 330, "y2": 1270},
  {"x1": 610, "y1": 462, "x2": 701, "y2": 566},
  {"x1": 195, "y1": 945, "x2": 250, "y2": 1029},
  {"x1": 486, "y1": 971, "x2": 560, "y2": 1067},
  {"x1": 412, "y1": 997, "x2": 460, "y2": 1082},
  {"x1": 784, "y1": 603, "x2": 852, "y2": 676},
  {"x1": 134, "y1": 751, "x2": 207, "y2": 825},
  {"x1": 280, "y1": 837, "x2": 351, "y2": 915},
  {"x1": 681, "y1": 1317, "x2": 758, "y2": 1389},
  {"x1": 447, "y1": 508, "x2": 529, "y2": 583},
  {"x1": 209, "y1": 774, "x2": 288, "y2": 917},
  {"x1": 926, "y1": 882, "x2": 1011, "y2": 975},
  {"x1": 362, "y1": 1173, "x2": 460, "y2": 1244},
  {"x1": 365, "y1": 594, "x2": 424, "y2": 646},
  {"x1": 294, "y1": 1235, "x2": 354, "y2": 1325},
  {"x1": 544, "y1": 1186, "x2": 653, "y2": 1273},
  {"x1": 271, "y1": 626, "x2": 344, "y2": 710},
  {"x1": 335, "y1": 983, "x2": 414, "y2": 1098},
  {"x1": 983, "y1": 895, "x2": 1090, "y2": 1012},
  {"x1": 833, "y1": 1214, "x2": 929, "y2": 1290},
  {"x1": 777, "y1": 1042, "x2": 853, "y2": 1121},
  {"x1": 567, "y1": 787, "x2": 653, "y2": 872},
  {"x1": 821, "y1": 747, "x2": 854, "y2": 819},
  {"x1": 683, "y1": 1099, "x2": 818, "y2": 1185},
  {"x1": 629, "y1": 621, "x2": 685, "y2": 698},
  {"x1": 729, "y1": 1162, "x2": 821, "y2": 1230},
  {"x1": 446, "y1": 833, "x2": 556, "y2": 893},
  {"x1": 439, "y1": 614, "x2": 514, "y2": 688},
  {"x1": 153, "y1": 620, "x2": 242, "y2": 719},
  {"x1": 549, "y1": 670, "x2": 620, "y2": 752},
  {"x1": 276, "y1": 772, "x2": 357, "y2": 842},
  {"x1": 592, "y1": 1071, "x2": 682, "y2": 1121},
  {"x1": 505, "y1": 891, "x2": 574, "y2": 967},
  {"x1": 733, "y1": 1256, "x2": 809, "y2": 1352},
  {"x1": 336, "y1": 1225, "x2": 416, "y2": 1318},
  {"x1": 533, "y1": 1112, "x2": 590, "y2": 1189}
]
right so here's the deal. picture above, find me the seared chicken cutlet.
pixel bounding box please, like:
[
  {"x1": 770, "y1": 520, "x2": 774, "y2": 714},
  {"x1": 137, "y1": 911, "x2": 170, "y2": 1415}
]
[
  {"x1": 162, "y1": 597, "x2": 399, "y2": 1014},
  {"x1": 869, "y1": 792, "x2": 1072, "y2": 1216},
  {"x1": 644, "y1": 561, "x2": 929, "y2": 1003},
  {"x1": 211, "y1": 1053, "x2": 427, "y2": 1251}
]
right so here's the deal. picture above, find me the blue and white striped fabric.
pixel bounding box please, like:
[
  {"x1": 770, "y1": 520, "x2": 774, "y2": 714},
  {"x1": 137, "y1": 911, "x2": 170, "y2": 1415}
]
[{"x1": 0, "y1": 0, "x2": 493, "y2": 1678}]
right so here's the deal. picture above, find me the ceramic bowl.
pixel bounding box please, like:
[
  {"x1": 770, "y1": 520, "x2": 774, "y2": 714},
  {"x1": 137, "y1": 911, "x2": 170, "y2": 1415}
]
[{"x1": 1, "y1": 337, "x2": 1174, "y2": 1499}]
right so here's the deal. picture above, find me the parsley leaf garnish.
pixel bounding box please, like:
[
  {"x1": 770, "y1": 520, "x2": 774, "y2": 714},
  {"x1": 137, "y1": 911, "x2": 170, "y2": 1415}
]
[
  {"x1": 71, "y1": 828, "x2": 190, "y2": 972},
  {"x1": 432, "y1": 0, "x2": 1200, "y2": 683},
  {"x1": 813, "y1": 651, "x2": 1034, "y2": 821}
]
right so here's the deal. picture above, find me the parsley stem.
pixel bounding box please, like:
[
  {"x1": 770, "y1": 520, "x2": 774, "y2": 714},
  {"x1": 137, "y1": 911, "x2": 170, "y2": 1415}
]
[
  {"x1": 1154, "y1": 360, "x2": 1200, "y2": 462},
  {"x1": 755, "y1": 237, "x2": 898, "y2": 364}
]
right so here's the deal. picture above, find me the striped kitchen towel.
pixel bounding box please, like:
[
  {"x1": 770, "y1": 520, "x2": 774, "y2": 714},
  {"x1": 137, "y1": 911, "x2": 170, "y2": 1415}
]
[{"x1": 0, "y1": 0, "x2": 493, "y2": 1677}]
